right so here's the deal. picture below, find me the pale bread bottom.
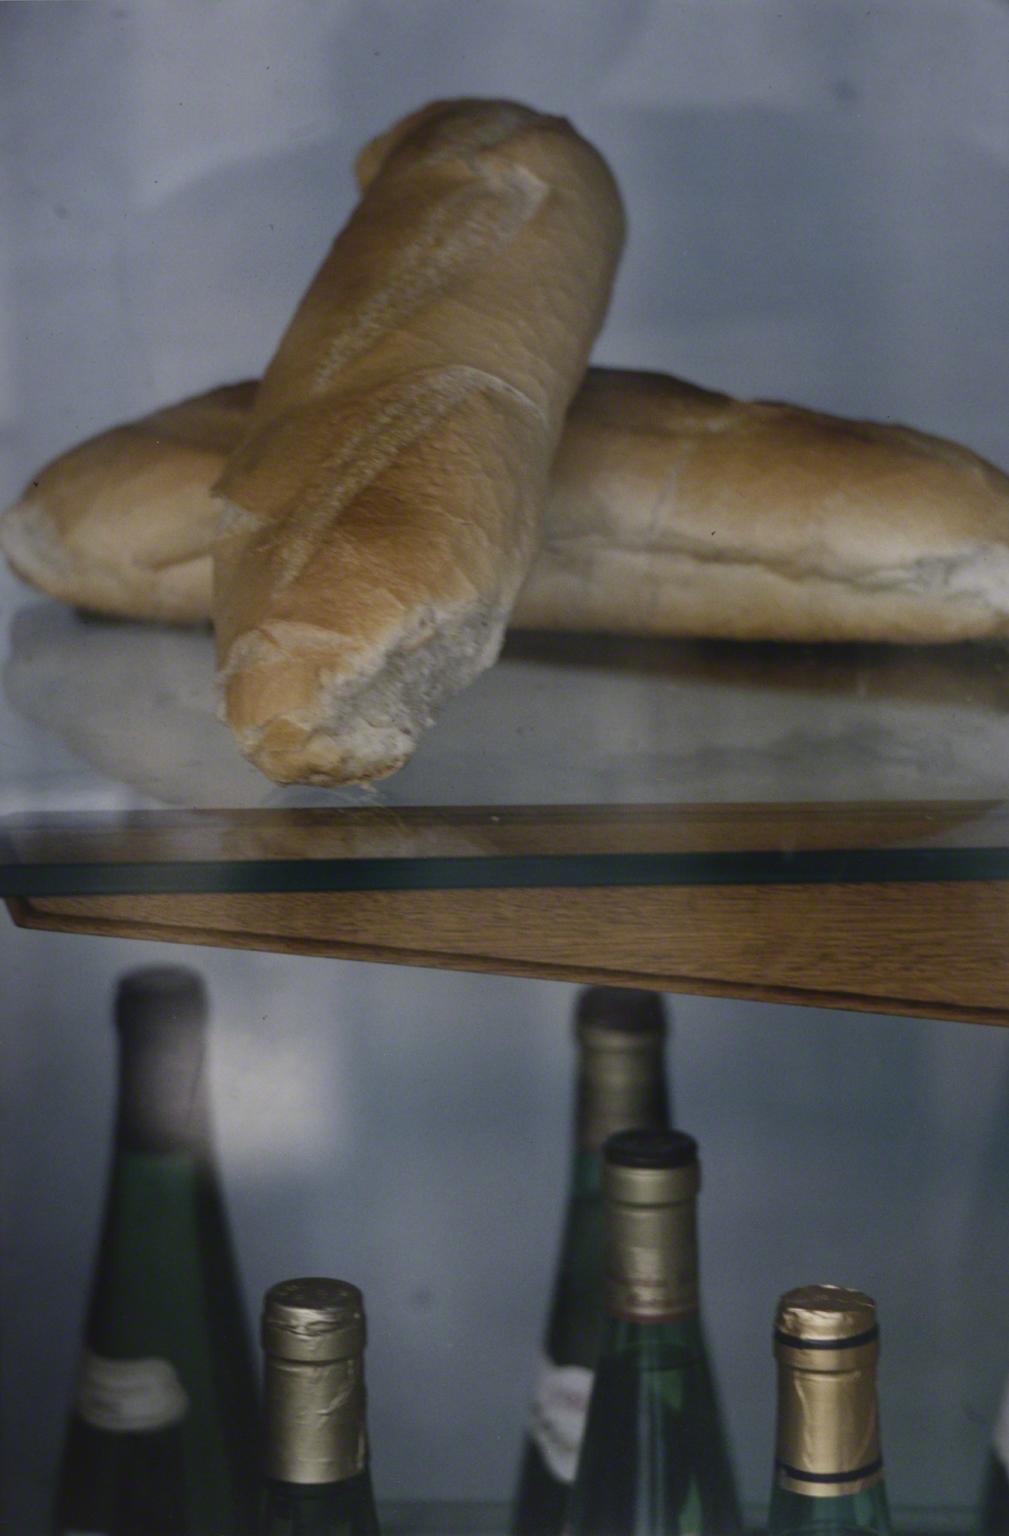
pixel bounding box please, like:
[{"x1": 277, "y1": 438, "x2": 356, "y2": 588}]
[{"x1": 514, "y1": 538, "x2": 1009, "y2": 643}]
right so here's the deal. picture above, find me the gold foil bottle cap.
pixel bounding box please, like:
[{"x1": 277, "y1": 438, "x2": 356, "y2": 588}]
[
  {"x1": 576, "y1": 987, "x2": 669, "y2": 1046},
  {"x1": 604, "y1": 1128, "x2": 700, "y2": 1205},
  {"x1": 773, "y1": 1284, "x2": 884, "y2": 1497},
  {"x1": 603, "y1": 1130, "x2": 700, "y2": 1321},
  {"x1": 262, "y1": 1277, "x2": 366, "y2": 1363},
  {"x1": 775, "y1": 1285, "x2": 878, "y2": 1372},
  {"x1": 262, "y1": 1278, "x2": 368, "y2": 1484},
  {"x1": 576, "y1": 995, "x2": 671, "y2": 1151}
]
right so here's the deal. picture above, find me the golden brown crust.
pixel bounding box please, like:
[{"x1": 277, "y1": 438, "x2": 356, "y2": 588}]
[
  {"x1": 512, "y1": 370, "x2": 1009, "y2": 641},
  {"x1": 0, "y1": 382, "x2": 255, "y2": 623},
  {"x1": 6, "y1": 367, "x2": 1009, "y2": 651},
  {"x1": 211, "y1": 98, "x2": 624, "y2": 784}
]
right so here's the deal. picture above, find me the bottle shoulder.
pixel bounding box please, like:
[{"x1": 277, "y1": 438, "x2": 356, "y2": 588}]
[{"x1": 569, "y1": 1310, "x2": 741, "y2": 1536}]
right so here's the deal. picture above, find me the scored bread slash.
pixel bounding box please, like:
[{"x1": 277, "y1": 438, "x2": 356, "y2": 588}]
[{"x1": 210, "y1": 97, "x2": 625, "y2": 787}]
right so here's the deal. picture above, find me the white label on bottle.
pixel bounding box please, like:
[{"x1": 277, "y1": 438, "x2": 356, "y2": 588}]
[
  {"x1": 75, "y1": 1349, "x2": 189, "y2": 1433},
  {"x1": 994, "y1": 1378, "x2": 1009, "y2": 1471},
  {"x1": 528, "y1": 1352, "x2": 594, "y2": 1484}
]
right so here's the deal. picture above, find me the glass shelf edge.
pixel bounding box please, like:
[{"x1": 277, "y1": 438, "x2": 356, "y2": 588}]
[{"x1": 5, "y1": 844, "x2": 1009, "y2": 900}]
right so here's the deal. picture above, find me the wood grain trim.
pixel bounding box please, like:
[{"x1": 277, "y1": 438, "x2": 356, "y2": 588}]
[{"x1": 8, "y1": 879, "x2": 1009, "y2": 1027}]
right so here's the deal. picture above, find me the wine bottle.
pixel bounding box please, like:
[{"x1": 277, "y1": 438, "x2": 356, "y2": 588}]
[
  {"x1": 980, "y1": 1376, "x2": 1009, "y2": 1534},
  {"x1": 767, "y1": 1285, "x2": 892, "y2": 1536},
  {"x1": 261, "y1": 1277, "x2": 380, "y2": 1536},
  {"x1": 53, "y1": 965, "x2": 260, "y2": 1536},
  {"x1": 566, "y1": 1128, "x2": 741, "y2": 1536},
  {"x1": 511, "y1": 988, "x2": 671, "y2": 1536}
]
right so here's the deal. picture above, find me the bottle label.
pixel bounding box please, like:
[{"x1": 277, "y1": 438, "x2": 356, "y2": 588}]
[
  {"x1": 528, "y1": 1353, "x2": 594, "y2": 1484},
  {"x1": 75, "y1": 1348, "x2": 189, "y2": 1433},
  {"x1": 994, "y1": 1377, "x2": 1009, "y2": 1470}
]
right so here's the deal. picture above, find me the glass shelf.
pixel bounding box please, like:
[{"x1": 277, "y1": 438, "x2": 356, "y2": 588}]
[{"x1": 4, "y1": 565, "x2": 1009, "y2": 897}]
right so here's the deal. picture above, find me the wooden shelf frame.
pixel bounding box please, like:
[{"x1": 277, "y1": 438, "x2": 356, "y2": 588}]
[{"x1": 10, "y1": 872, "x2": 1009, "y2": 1027}]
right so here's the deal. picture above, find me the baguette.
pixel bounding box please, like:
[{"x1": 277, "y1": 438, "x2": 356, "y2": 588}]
[
  {"x1": 7, "y1": 372, "x2": 1009, "y2": 650},
  {"x1": 1, "y1": 382, "x2": 255, "y2": 624},
  {"x1": 516, "y1": 369, "x2": 1009, "y2": 643},
  {"x1": 211, "y1": 98, "x2": 624, "y2": 785}
]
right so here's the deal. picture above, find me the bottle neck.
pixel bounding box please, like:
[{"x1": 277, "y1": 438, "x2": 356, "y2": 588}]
[
  {"x1": 575, "y1": 1037, "x2": 668, "y2": 1153},
  {"x1": 774, "y1": 1354, "x2": 884, "y2": 1498},
  {"x1": 115, "y1": 1020, "x2": 212, "y2": 1156},
  {"x1": 264, "y1": 1351, "x2": 368, "y2": 1487},
  {"x1": 605, "y1": 1189, "x2": 699, "y2": 1325},
  {"x1": 568, "y1": 1145, "x2": 604, "y2": 1201},
  {"x1": 598, "y1": 1305, "x2": 705, "y2": 1358},
  {"x1": 263, "y1": 1468, "x2": 379, "y2": 1535}
]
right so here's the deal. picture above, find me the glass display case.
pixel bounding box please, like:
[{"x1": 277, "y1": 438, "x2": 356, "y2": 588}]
[{"x1": 3, "y1": 3, "x2": 1009, "y2": 1533}]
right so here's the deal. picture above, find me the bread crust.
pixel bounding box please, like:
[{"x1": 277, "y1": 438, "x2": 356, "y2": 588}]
[
  {"x1": 1, "y1": 382, "x2": 255, "y2": 624},
  {"x1": 513, "y1": 369, "x2": 1009, "y2": 642},
  {"x1": 8, "y1": 361, "x2": 1009, "y2": 656},
  {"x1": 211, "y1": 98, "x2": 624, "y2": 784},
  {"x1": 8, "y1": 367, "x2": 1009, "y2": 652}
]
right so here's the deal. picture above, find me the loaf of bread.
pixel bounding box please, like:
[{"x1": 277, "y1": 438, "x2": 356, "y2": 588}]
[
  {"x1": 514, "y1": 369, "x2": 1009, "y2": 643},
  {"x1": 7, "y1": 369, "x2": 1009, "y2": 652},
  {"x1": 211, "y1": 97, "x2": 625, "y2": 785},
  {"x1": 1, "y1": 382, "x2": 256, "y2": 623}
]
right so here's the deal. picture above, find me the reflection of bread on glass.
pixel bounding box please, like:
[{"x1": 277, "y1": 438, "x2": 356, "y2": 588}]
[
  {"x1": 6, "y1": 369, "x2": 1009, "y2": 652},
  {"x1": 0, "y1": 599, "x2": 492, "y2": 845},
  {"x1": 499, "y1": 628, "x2": 1009, "y2": 717},
  {"x1": 5, "y1": 596, "x2": 1009, "y2": 814},
  {"x1": 429, "y1": 631, "x2": 1009, "y2": 806},
  {"x1": 2, "y1": 603, "x2": 267, "y2": 809}
]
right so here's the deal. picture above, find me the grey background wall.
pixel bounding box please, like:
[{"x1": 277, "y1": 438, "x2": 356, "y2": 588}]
[{"x1": 3, "y1": 1, "x2": 1009, "y2": 1530}]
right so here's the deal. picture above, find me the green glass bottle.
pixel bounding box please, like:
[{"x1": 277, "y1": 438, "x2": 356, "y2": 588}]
[
  {"x1": 261, "y1": 1278, "x2": 380, "y2": 1536},
  {"x1": 566, "y1": 1128, "x2": 740, "y2": 1536},
  {"x1": 767, "y1": 1285, "x2": 892, "y2": 1536},
  {"x1": 53, "y1": 965, "x2": 260, "y2": 1536},
  {"x1": 979, "y1": 1376, "x2": 1009, "y2": 1534},
  {"x1": 511, "y1": 989, "x2": 671, "y2": 1536}
]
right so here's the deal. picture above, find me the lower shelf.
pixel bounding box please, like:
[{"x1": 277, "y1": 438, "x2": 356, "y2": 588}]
[{"x1": 380, "y1": 1505, "x2": 970, "y2": 1533}]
